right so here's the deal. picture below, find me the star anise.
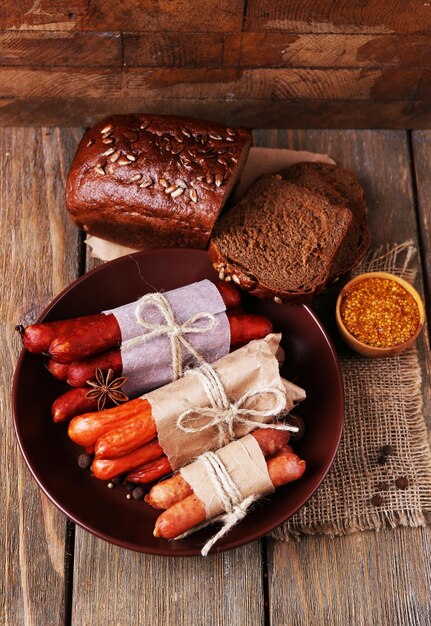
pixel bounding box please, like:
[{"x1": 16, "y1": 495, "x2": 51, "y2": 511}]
[{"x1": 85, "y1": 368, "x2": 129, "y2": 411}]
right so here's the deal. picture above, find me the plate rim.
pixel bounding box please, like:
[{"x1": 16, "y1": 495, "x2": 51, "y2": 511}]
[{"x1": 12, "y1": 248, "x2": 344, "y2": 556}]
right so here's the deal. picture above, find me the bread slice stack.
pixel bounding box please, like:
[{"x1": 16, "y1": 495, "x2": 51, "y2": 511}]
[{"x1": 209, "y1": 162, "x2": 369, "y2": 303}]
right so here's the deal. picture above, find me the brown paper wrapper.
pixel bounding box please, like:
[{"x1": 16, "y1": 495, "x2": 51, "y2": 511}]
[
  {"x1": 144, "y1": 334, "x2": 305, "y2": 469},
  {"x1": 180, "y1": 433, "x2": 274, "y2": 519}
]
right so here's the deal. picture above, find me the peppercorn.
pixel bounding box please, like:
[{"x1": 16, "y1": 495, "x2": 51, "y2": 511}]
[
  {"x1": 340, "y1": 277, "x2": 419, "y2": 348},
  {"x1": 132, "y1": 487, "x2": 144, "y2": 500},
  {"x1": 371, "y1": 494, "x2": 384, "y2": 506},
  {"x1": 395, "y1": 476, "x2": 409, "y2": 490},
  {"x1": 124, "y1": 482, "x2": 134, "y2": 492},
  {"x1": 77, "y1": 453, "x2": 92, "y2": 469},
  {"x1": 378, "y1": 455, "x2": 388, "y2": 466},
  {"x1": 381, "y1": 445, "x2": 395, "y2": 457}
]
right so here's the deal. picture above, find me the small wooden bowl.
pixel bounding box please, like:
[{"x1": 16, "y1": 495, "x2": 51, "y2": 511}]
[{"x1": 336, "y1": 271, "x2": 425, "y2": 357}]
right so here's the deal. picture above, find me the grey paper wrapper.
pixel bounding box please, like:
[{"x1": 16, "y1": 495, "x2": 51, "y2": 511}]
[
  {"x1": 104, "y1": 280, "x2": 230, "y2": 396},
  {"x1": 145, "y1": 334, "x2": 304, "y2": 470},
  {"x1": 180, "y1": 434, "x2": 274, "y2": 519}
]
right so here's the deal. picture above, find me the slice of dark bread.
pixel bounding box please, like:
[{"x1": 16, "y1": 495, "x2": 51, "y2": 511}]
[
  {"x1": 209, "y1": 174, "x2": 353, "y2": 303},
  {"x1": 280, "y1": 162, "x2": 370, "y2": 280}
]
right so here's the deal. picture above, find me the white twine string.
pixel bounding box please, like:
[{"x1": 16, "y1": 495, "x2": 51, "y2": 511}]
[
  {"x1": 121, "y1": 292, "x2": 217, "y2": 381},
  {"x1": 175, "y1": 450, "x2": 259, "y2": 556},
  {"x1": 176, "y1": 363, "x2": 298, "y2": 448}
]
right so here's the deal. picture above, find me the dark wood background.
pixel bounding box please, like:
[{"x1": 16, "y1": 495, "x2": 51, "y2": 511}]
[{"x1": 1, "y1": 1, "x2": 431, "y2": 128}]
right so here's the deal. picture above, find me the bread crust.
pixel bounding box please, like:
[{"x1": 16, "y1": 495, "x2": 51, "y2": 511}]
[{"x1": 66, "y1": 114, "x2": 251, "y2": 249}]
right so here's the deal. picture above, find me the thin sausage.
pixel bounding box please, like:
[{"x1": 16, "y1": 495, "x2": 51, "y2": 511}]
[
  {"x1": 126, "y1": 456, "x2": 173, "y2": 484},
  {"x1": 17, "y1": 314, "x2": 110, "y2": 354},
  {"x1": 145, "y1": 473, "x2": 191, "y2": 510},
  {"x1": 64, "y1": 312, "x2": 273, "y2": 386},
  {"x1": 146, "y1": 428, "x2": 292, "y2": 509},
  {"x1": 68, "y1": 397, "x2": 152, "y2": 447},
  {"x1": 52, "y1": 387, "x2": 99, "y2": 423},
  {"x1": 154, "y1": 495, "x2": 205, "y2": 540},
  {"x1": 46, "y1": 359, "x2": 69, "y2": 381},
  {"x1": 94, "y1": 414, "x2": 157, "y2": 459},
  {"x1": 91, "y1": 440, "x2": 164, "y2": 480},
  {"x1": 153, "y1": 448, "x2": 306, "y2": 539},
  {"x1": 214, "y1": 281, "x2": 242, "y2": 309},
  {"x1": 66, "y1": 349, "x2": 123, "y2": 387},
  {"x1": 49, "y1": 313, "x2": 120, "y2": 363},
  {"x1": 227, "y1": 313, "x2": 273, "y2": 348}
]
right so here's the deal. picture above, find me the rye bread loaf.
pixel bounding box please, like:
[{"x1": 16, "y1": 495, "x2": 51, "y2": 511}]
[
  {"x1": 281, "y1": 162, "x2": 370, "y2": 280},
  {"x1": 66, "y1": 114, "x2": 251, "y2": 249},
  {"x1": 209, "y1": 175, "x2": 354, "y2": 303}
]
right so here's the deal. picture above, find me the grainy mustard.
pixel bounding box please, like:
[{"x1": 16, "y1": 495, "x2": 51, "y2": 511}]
[{"x1": 340, "y1": 277, "x2": 420, "y2": 348}]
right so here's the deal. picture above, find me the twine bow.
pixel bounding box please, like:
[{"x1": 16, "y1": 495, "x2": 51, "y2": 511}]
[
  {"x1": 176, "y1": 364, "x2": 297, "y2": 448},
  {"x1": 175, "y1": 450, "x2": 259, "y2": 556},
  {"x1": 121, "y1": 292, "x2": 217, "y2": 381}
]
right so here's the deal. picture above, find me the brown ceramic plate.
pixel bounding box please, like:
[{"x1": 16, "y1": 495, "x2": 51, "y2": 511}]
[{"x1": 12, "y1": 249, "x2": 344, "y2": 556}]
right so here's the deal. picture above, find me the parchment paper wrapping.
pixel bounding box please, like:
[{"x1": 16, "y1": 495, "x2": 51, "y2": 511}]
[
  {"x1": 144, "y1": 334, "x2": 305, "y2": 470},
  {"x1": 85, "y1": 147, "x2": 335, "y2": 261},
  {"x1": 180, "y1": 434, "x2": 274, "y2": 519},
  {"x1": 103, "y1": 280, "x2": 230, "y2": 396}
]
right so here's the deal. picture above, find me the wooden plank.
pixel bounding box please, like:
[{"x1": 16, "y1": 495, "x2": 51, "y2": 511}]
[
  {"x1": 124, "y1": 32, "x2": 431, "y2": 69},
  {"x1": 245, "y1": 0, "x2": 431, "y2": 33},
  {"x1": 0, "y1": 97, "x2": 430, "y2": 129},
  {"x1": 0, "y1": 0, "x2": 244, "y2": 32},
  {"x1": 1, "y1": 31, "x2": 430, "y2": 70},
  {"x1": 411, "y1": 130, "x2": 431, "y2": 418},
  {"x1": 416, "y1": 71, "x2": 431, "y2": 100},
  {"x1": 0, "y1": 31, "x2": 122, "y2": 67},
  {"x1": 71, "y1": 533, "x2": 264, "y2": 626},
  {"x1": 0, "y1": 127, "x2": 82, "y2": 624},
  {"x1": 232, "y1": 33, "x2": 431, "y2": 69},
  {"x1": 412, "y1": 131, "x2": 431, "y2": 312},
  {"x1": 123, "y1": 33, "x2": 225, "y2": 68},
  {"x1": 269, "y1": 528, "x2": 431, "y2": 626},
  {"x1": 252, "y1": 128, "x2": 431, "y2": 625},
  {"x1": 0, "y1": 67, "x2": 422, "y2": 101}
]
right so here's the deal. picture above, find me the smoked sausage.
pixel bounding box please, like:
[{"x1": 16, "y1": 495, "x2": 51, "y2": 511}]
[
  {"x1": 52, "y1": 387, "x2": 100, "y2": 423},
  {"x1": 126, "y1": 456, "x2": 173, "y2": 484},
  {"x1": 46, "y1": 359, "x2": 69, "y2": 381}
]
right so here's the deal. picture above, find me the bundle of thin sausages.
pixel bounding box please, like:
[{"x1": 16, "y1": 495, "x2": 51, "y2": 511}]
[
  {"x1": 67, "y1": 377, "x2": 302, "y2": 483},
  {"x1": 17, "y1": 281, "x2": 274, "y2": 422},
  {"x1": 147, "y1": 428, "x2": 306, "y2": 543}
]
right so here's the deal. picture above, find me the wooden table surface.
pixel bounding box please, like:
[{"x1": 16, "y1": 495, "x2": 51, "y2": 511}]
[{"x1": 1, "y1": 127, "x2": 431, "y2": 626}]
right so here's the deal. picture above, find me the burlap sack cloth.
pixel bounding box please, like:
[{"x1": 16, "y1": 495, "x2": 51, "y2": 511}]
[{"x1": 272, "y1": 241, "x2": 431, "y2": 541}]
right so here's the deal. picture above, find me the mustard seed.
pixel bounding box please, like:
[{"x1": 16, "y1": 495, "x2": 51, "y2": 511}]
[{"x1": 340, "y1": 277, "x2": 419, "y2": 348}]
